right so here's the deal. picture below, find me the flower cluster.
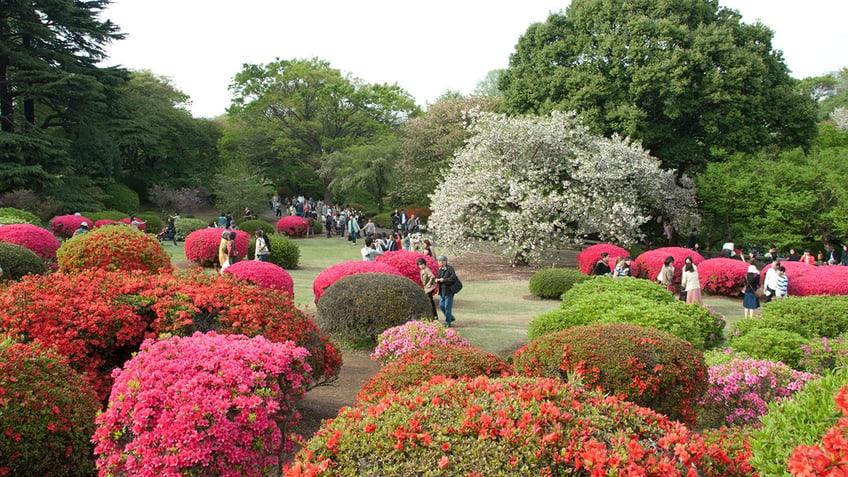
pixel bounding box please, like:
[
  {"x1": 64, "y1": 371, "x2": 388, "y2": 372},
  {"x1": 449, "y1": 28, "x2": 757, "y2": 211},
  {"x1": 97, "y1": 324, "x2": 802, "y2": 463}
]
[
  {"x1": 697, "y1": 257, "x2": 750, "y2": 296},
  {"x1": 761, "y1": 261, "x2": 816, "y2": 296},
  {"x1": 56, "y1": 225, "x2": 171, "y2": 274},
  {"x1": 312, "y1": 260, "x2": 404, "y2": 303},
  {"x1": 576, "y1": 243, "x2": 630, "y2": 274},
  {"x1": 48, "y1": 214, "x2": 92, "y2": 239},
  {"x1": 699, "y1": 358, "x2": 817, "y2": 428},
  {"x1": 184, "y1": 228, "x2": 249, "y2": 267},
  {"x1": 375, "y1": 250, "x2": 438, "y2": 287},
  {"x1": 632, "y1": 246, "x2": 705, "y2": 284},
  {"x1": 0, "y1": 341, "x2": 100, "y2": 477},
  {"x1": 224, "y1": 259, "x2": 295, "y2": 297},
  {"x1": 93, "y1": 332, "x2": 312, "y2": 476},
  {"x1": 276, "y1": 216, "x2": 309, "y2": 237},
  {"x1": 792, "y1": 265, "x2": 848, "y2": 296},
  {"x1": 0, "y1": 223, "x2": 60, "y2": 262},
  {"x1": 370, "y1": 321, "x2": 470, "y2": 364},
  {"x1": 788, "y1": 385, "x2": 848, "y2": 476}
]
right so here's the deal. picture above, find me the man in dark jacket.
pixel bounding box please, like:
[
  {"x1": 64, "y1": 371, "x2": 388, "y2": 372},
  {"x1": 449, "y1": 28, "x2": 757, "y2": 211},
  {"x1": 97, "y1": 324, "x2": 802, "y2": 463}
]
[
  {"x1": 592, "y1": 252, "x2": 611, "y2": 276},
  {"x1": 435, "y1": 255, "x2": 459, "y2": 327}
]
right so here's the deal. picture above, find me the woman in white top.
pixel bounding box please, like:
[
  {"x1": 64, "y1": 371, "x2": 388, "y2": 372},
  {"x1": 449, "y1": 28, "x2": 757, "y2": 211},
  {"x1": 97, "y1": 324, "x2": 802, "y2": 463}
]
[{"x1": 680, "y1": 259, "x2": 703, "y2": 305}]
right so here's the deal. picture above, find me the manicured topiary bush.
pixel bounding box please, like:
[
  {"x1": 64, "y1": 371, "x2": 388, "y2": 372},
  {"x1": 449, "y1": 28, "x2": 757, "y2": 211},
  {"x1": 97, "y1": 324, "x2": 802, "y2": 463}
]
[
  {"x1": 0, "y1": 222, "x2": 60, "y2": 262},
  {"x1": 748, "y1": 369, "x2": 846, "y2": 477},
  {"x1": 697, "y1": 257, "x2": 750, "y2": 297},
  {"x1": 703, "y1": 348, "x2": 752, "y2": 367},
  {"x1": 0, "y1": 340, "x2": 100, "y2": 477},
  {"x1": 317, "y1": 273, "x2": 433, "y2": 348},
  {"x1": 185, "y1": 227, "x2": 249, "y2": 267},
  {"x1": 733, "y1": 295, "x2": 848, "y2": 341},
  {"x1": 0, "y1": 206, "x2": 41, "y2": 225},
  {"x1": 84, "y1": 209, "x2": 129, "y2": 222},
  {"x1": 786, "y1": 385, "x2": 848, "y2": 476},
  {"x1": 276, "y1": 215, "x2": 309, "y2": 236},
  {"x1": 376, "y1": 249, "x2": 438, "y2": 287},
  {"x1": 632, "y1": 246, "x2": 705, "y2": 284},
  {"x1": 528, "y1": 267, "x2": 591, "y2": 299},
  {"x1": 288, "y1": 375, "x2": 746, "y2": 476},
  {"x1": 729, "y1": 327, "x2": 807, "y2": 369},
  {"x1": 371, "y1": 212, "x2": 391, "y2": 229},
  {"x1": 0, "y1": 242, "x2": 47, "y2": 281},
  {"x1": 267, "y1": 233, "x2": 300, "y2": 269},
  {"x1": 136, "y1": 212, "x2": 163, "y2": 234},
  {"x1": 224, "y1": 260, "x2": 295, "y2": 296},
  {"x1": 239, "y1": 218, "x2": 276, "y2": 236},
  {"x1": 48, "y1": 214, "x2": 93, "y2": 239},
  {"x1": 513, "y1": 323, "x2": 707, "y2": 426},
  {"x1": 104, "y1": 182, "x2": 140, "y2": 214},
  {"x1": 788, "y1": 265, "x2": 848, "y2": 296},
  {"x1": 92, "y1": 218, "x2": 121, "y2": 229},
  {"x1": 597, "y1": 300, "x2": 726, "y2": 350},
  {"x1": 371, "y1": 321, "x2": 470, "y2": 364},
  {"x1": 57, "y1": 225, "x2": 171, "y2": 274},
  {"x1": 576, "y1": 243, "x2": 630, "y2": 274},
  {"x1": 93, "y1": 332, "x2": 312, "y2": 477},
  {"x1": 560, "y1": 275, "x2": 676, "y2": 307},
  {"x1": 761, "y1": 261, "x2": 817, "y2": 295},
  {"x1": 699, "y1": 358, "x2": 817, "y2": 429},
  {"x1": 312, "y1": 260, "x2": 404, "y2": 303},
  {"x1": 357, "y1": 344, "x2": 513, "y2": 402},
  {"x1": 173, "y1": 217, "x2": 208, "y2": 240}
]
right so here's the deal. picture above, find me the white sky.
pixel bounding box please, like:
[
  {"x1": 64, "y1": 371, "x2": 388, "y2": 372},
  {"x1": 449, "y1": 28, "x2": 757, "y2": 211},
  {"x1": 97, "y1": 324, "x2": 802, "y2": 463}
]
[{"x1": 102, "y1": 0, "x2": 848, "y2": 118}]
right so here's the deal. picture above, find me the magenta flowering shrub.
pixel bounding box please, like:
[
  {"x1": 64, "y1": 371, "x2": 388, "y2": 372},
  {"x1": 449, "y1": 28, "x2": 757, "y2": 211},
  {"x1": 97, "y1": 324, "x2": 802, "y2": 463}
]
[
  {"x1": 576, "y1": 243, "x2": 630, "y2": 275},
  {"x1": 224, "y1": 260, "x2": 295, "y2": 297},
  {"x1": 184, "y1": 228, "x2": 249, "y2": 267},
  {"x1": 93, "y1": 219, "x2": 121, "y2": 228},
  {"x1": 375, "y1": 250, "x2": 438, "y2": 287},
  {"x1": 370, "y1": 320, "x2": 470, "y2": 364},
  {"x1": 699, "y1": 358, "x2": 817, "y2": 428},
  {"x1": 276, "y1": 216, "x2": 309, "y2": 237},
  {"x1": 760, "y1": 261, "x2": 844, "y2": 296},
  {"x1": 0, "y1": 223, "x2": 60, "y2": 262},
  {"x1": 118, "y1": 217, "x2": 146, "y2": 231},
  {"x1": 93, "y1": 332, "x2": 312, "y2": 477},
  {"x1": 698, "y1": 258, "x2": 750, "y2": 296},
  {"x1": 632, "y1": 247, "x2": 705, "y2": 284},
  {"x1": 312, "y1": 261, "x2": 404, "y2": 303},
  {"x1": 48, "y1": 214, "x2": 92, "y2": 239}
]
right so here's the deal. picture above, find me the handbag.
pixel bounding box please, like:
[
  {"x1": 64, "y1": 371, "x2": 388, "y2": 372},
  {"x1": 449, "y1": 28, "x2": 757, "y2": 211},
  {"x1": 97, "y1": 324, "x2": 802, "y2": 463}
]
[{"x1": 451, "y1": 278, "x2": 463, "y2": 295}]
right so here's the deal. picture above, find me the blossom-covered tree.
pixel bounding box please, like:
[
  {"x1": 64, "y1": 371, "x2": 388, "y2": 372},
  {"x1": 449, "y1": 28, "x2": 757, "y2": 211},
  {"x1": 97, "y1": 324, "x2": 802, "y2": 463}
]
[
  {"x1": 832, "y1": 108, "x2": 848, "y2": 131},
  {"x1": 428, "y1": 111, "x2": 699, "y2": 265}
]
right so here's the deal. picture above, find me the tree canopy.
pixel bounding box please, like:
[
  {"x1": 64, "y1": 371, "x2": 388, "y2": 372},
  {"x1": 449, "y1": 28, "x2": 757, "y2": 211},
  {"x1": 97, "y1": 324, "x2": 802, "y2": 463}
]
[{"x1": 499, "y1": 0, "x2": 817, "y2": 173}]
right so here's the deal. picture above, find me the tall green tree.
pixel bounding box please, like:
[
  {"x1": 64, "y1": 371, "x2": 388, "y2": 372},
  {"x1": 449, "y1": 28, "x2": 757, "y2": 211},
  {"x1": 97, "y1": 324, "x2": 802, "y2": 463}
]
[
  {"x1": 320, "y1": 136, "x2": 399, "y2": 212},
  {"x1": 227, "y1": 58, "x2": 420, "y2": 203},
  {"x1": 499, "y1": 0, "x2": 817, "y2": 173}
]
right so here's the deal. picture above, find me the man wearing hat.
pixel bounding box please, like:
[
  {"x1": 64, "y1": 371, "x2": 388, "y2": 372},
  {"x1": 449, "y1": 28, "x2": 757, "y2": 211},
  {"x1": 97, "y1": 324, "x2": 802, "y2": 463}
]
[
  {"x1": 74, "y1": 221, "x2": 90, "y2": 237},
  {"x1": 435, "y1": 255, "x2": 459, "y2": 327}
]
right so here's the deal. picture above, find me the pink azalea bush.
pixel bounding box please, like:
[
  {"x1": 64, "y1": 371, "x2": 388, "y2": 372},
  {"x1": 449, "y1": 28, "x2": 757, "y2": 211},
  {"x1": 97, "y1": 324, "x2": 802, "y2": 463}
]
[
  {"x1": 0, "y1": 223, "x2": 60, "y2": 262},
  {"x1": 761, "y1": 261, "x2": 823, "y2": 296},
  {"x1": 632, "y1": 247, "x2": 705, "y2": 284},
  {"x1": 276, "y1": 216, "x2": 309, "y2": 237},
  {"x1": 118, "y1": 217, "x2": 146, "y2": 231},
  {"x1": 370, "y1": 320, "x2": 470, "y2": 364},
  {"x1": 93, "y1": 219, "x2": 121, "y2": 228},
  {"x1": 375, "y1": 250, "x2": 438, "y2": 287},
  {"x1": 699, "y1": 358, "x2": 817, "y2": 428},
  {"x1": 48, "y1": 214, "x2": 93, "y2": 239},
  {"x1": 698, "y1": 257, "x2": 750, "y2": 297},
  {"x1": 576, "y1": 243, "x2": 630, "y2": 275},
  {"x1": 93, "y1": 332, "x2": 312, "y2": 477},
  {"x1": 312, "y1": 261, "x2": 404, "y2": 303},
  {"x1": 184, "y1": 228, "x2": 249, "y2": 267},
  {"x1": 224, "y1": 260, "x2": 295, "y2": 297},
  {"x1": 793, "y1": 266, "x2": 848, "y2": 296}
]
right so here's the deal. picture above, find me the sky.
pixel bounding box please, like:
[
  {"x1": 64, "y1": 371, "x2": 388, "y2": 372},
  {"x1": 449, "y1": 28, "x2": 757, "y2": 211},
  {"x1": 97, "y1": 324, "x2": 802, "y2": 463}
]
[{"x1": 102, "y1": 0, "x2": 848, "y2": 118}]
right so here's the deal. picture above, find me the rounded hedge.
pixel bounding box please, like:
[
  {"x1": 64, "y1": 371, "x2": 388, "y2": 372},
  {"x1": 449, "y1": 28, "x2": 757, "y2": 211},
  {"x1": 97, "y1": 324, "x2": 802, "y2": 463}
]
[
  {"x1": 266, "y1": 233, "x2": 300, "y2": 269},
  {"x1": 0, "y1": 340, "x2": 100, "y2": 477},
  {"x1": 514, "y1": 323, "x2": 707, "y2": 426},
  {"x1": 597, "y1": 300, "x2": 726, "y2": 350},
  {"x1": 223, "y1": 260, "x2": 294, "y2": 296},
  {"x1": 184, "y1": 228, "x2": 249, "y2": 267},
  {"x1": 173, "y1": 217, "x2": 208, "y2": 240},
  {"x1": 371, "y1": 320, "x2": 470, "y2": 364},
  {"x1": 316, "y1": 272, "x2": 434, "y2": 348},
  {"x1": 0, "y1": 242, "x2": 47, "y2": 281},
  {"x1": 104, "y1": 182, "x2": 140, "y2": 214},
  {"x1": 575, "y1": 243, "x2": 630, "y2": 275},
  {"x1": 729, "y1": 327, "x2": 807, "y2": 369},
  {"x1": 312, "y1": 260, "x2": 404, "y2": 303},
  {"x1": 0, "y1": 223, "x2": 61, "y2": 262},
  {"x1": 56, "y1": 225, "x2": 171, "y2": 274},
  {"x1": 561, "y1": 275, "x2": 676, "y2": 308},
  {"x1": 136, "y1": 212, "x2": 163, "y2": 235},
  {"x1": 632, "y1": 246, "x2": 705, "y2": 284},
  {"x1": 375, "y1": 249, "x2": 438, "y2": 287},
  {"x1": 49, "y1": 214, "x2": 93, "y2": 239},
  {"x1": 732, "y1": 295, "x2": 848, "y2": 341},
  {"x1": 697, "y1": 257, "x2": 750, "y2": 297},
  {"x1": 0, "y1": 206, "x2": 42, "y2": 225},
  {"x1": 238, "y1": 218, "x2": 276, "y2": 236},
  {"x1": 528, "y1": 267, "x2": 592, "y2": 299},
  {"x1": 276, "y1": 215, "x2": 309, "y2": 237}
]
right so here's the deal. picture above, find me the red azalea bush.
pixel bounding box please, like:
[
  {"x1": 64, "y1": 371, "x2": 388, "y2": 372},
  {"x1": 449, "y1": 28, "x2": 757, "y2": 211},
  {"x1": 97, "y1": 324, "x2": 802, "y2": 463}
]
[
  {"x1": 0, "y1": 222, "x2": 60, "y2": 262},
  {"x1": 513, "y1": 323, "x2": 707, "y2": 426},
  {"x1": 224, "y1": 259, "x2": 295, "y2": 297},
  {"x1": 48, "y1": 214, "x2": 92, "y2": 239},
  {"x1": 93, "y1": 332, "x2": 311, "y2": 477},
  {"x1": 576, "y1": 243, "x2": 630, "y2": 274},
  {"x1": 700, "y1": 426, "x2": 758, "y2": 476},
  {"x1": 375, "y1": 249, "x2": 438, "y2": 287},
  {"x1": 791, "y1": 265, "x2": 848, "y2": 297},
  {"x1": 356, "y1": 344, "x2": 513, "y2": 402},
  {"x1": 93, "y1": 219, "x2": 121, "y2": 228},
  {"x1": 761, "y1": 261, "x2": 817, "y2": 296},
  {"x1": 787, "y1": 385, "x2": 848, "y2": 476},
  {"x1": 0, "y1": 341, "x2": 100, "y2": 477},
  {"x1": 287, "y1": 375, "x2": 750, "y2": 476},
  {"x1": 633, "y1": 246, "x2": 705, "y2": 284},
  {"x1": 277, "y1": 216, "x2": 309, "y2": 237},
  {"x1": 56, "y1": 225, "x2": 171, "y2": 274},
  {"x1": 312, "y1": 260, "x2": 404, "y2": 303},
  {"x1": 185, "y1": 228, "x2": 249, "y2": 267},
  {"x1": 117, "y1": 216, "x2": 146, "y2": 231},
  {"x1": 404, "y1": 205, "x2": 432, "y2": 223},
  {"x1": 698, "y1": 257, "x2": 750, "y2": 296}
]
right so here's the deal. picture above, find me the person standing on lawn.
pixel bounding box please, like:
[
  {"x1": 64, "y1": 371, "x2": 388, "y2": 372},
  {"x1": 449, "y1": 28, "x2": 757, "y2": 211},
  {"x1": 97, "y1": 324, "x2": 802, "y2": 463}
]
[
  {"x1": 418, "y1": 257, "x2": 438, "y2": 318},
  {"x1": 435, "y1": 255, "x2": 459, "y2": 327},
  {"x1": 743, "y1": 255, "x2": 761, "y2": 318}
]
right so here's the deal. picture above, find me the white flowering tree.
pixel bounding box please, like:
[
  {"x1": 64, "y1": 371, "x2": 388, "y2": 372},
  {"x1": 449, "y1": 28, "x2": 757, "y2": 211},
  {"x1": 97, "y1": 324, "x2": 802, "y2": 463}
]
[
  {"x1": 832, "y1": 108, "x2": 848, "y2": 131},
  {"x1": 428, "y1": 111, "x2": 699, "y2": 265}
]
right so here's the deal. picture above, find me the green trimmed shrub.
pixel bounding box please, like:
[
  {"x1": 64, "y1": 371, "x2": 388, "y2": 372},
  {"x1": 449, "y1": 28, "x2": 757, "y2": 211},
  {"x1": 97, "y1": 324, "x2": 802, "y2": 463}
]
[
  {"x1": 800, "y1": 336, "x2": 848, "y2": 374},
  {"x1": 104, "y1": 182, "x2": 140, "y2": 214},
  {"x1": 0, "y1": 340, "x2": 100, "y2": 476},
  {"x1": 84, "y1": 210, "x2": 129, "y2": 222},
  {"x1": 311, "y1": 220, "x2": 323, "y2": 235},
  {"x1": 0, "y1": 207, "x2": 42, "y2": 225},
  {"x1": 267, "y1": 234, "x2": 300, "y2": 269},
  {"x1": 748, "y1": 370, "x2": 844, "y2": 477},
  {"x1": 237, "y1": 219, "x2": 275, "y2": 236},
  {"x1": 316, "y1": 273, "x2": 433, "y2": 348},
  {"x1": 528, "y1": 267, "x2": 590, "y2": 299},
  {"x1": 513, "y1": 323, "x2": 707, "y2": 426},
  {"x1": 760, "y1": 295, "x2": 848, "y2": 339},
  {"x1": 0, "y1": 242, "x2": 46, "y2": 281},
  {"x1": 371, "y1": 212, "x2": 392, "y2": 229},
  {"x1": 136, "y1": 212, "x2": 163, "y2": 235},
  {"x1": 729, "y1": 327, "x2": 806, "y2": 369},
  {"x1": 597, "y1": 300, "x2": 726, "y2": 350},
  {"x1": 173, "y1": 217, "x2": 208, "y2": 240},
  {"x1": 560, "y1": 276, "x2": 675, "y2": 308}
]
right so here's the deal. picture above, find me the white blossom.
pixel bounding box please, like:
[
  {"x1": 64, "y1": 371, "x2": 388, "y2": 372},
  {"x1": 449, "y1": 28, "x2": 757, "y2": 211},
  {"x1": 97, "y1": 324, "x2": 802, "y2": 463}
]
[{"x1": 832, "y1": 108, "x2": 848, "y2": 131}]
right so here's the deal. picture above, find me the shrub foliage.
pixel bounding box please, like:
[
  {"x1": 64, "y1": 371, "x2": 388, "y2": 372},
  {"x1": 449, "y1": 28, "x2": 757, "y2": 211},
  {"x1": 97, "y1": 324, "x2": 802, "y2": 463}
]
[
  {"x1": 312, "y1": 260, "x2": 404, "y2": 303},
  {"x1": 0, "y1": 242, "x2": 47, "y2": 281},
  {"x1": 528, "y1": 267, "x2": 591, "y2": 299},
  {"x1": 56, "y1": 225, "x2": 171, "y2": 273},
  {"x1": 173, "y1": 217, "x2": 208, "y2": 240}
]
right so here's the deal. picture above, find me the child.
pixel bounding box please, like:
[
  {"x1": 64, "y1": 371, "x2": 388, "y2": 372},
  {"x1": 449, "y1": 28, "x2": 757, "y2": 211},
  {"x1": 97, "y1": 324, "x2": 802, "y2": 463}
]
[{"x1": 775, "y1": 265, "x2": 789, "y2": 298}]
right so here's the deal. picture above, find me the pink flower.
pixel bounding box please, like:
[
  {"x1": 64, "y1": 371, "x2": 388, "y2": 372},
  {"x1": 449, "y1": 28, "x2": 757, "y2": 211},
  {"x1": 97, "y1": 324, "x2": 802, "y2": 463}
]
[
  {"x1": 376, "y1": 250, "x2": 438, "y2": 287},
  {"x1": 276, "y1": 216, "x2": 310, "y2": 237},
  {"x1": 224, "y1": 260, "x2": 295, "y2": 297},
  {"x1": 184, "y1": 228, "x2": 250, "y2": 267},
  {"x1": 49, "y1": 214, "x2": 93, "y2": 239},
  {"x1": 312, "y1": 261, "x2": 405, "y2": 303},
  {"x1": 0, "y1": 223, "x2": 60, "y2": 261},
  {"x1": 632, "y1": 247, "x2": 705, "y2": 284}
]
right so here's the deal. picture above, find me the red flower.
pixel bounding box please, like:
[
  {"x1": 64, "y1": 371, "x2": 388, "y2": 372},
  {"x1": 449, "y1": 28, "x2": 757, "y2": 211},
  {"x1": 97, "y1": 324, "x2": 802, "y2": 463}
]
[
  {"x1": 184, "y1": 228, "x2": 249, "y2": 267},
  {"x1": 224, "y1": 260, "x2": 295, "y2": 297},
  {"x1": 277, "y1": 216, "x2": 310, "y2": 237}
]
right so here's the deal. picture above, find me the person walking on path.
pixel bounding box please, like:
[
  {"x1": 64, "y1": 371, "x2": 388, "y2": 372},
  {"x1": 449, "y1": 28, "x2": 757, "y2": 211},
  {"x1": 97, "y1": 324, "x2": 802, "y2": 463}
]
[
  {"x1": 680, "y1": 260, "x2": 703, "y2": 305},
  {"x1": 435, "y1": 255, "x2": 459, "y2": 327}
]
